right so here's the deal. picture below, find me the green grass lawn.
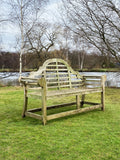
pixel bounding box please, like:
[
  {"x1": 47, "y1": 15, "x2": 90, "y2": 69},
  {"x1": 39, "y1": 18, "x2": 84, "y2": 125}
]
[{"x1": 0, "y1": 87, "x2": 120, "y2": 160}]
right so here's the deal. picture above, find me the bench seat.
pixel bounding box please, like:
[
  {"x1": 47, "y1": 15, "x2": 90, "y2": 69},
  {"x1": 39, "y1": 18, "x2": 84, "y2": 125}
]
[{"x1": 28, "y1": 88, "x2": 102, "y2": 98}]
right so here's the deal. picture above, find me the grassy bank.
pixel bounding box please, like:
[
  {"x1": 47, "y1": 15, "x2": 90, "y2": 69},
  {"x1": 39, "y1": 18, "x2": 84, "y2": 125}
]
[
  {"x1": 79, "y1": 68, "x2": 120, "y2": 72},
  {"x1": 0, "y1": 68, "x2": 120, "y2": 72},
  {"x1": 0, "y1": 68, "x2": 37, "y2": 72},
  {"x1": 0, "y1": 87, "x2": 120, "y2": 160}
]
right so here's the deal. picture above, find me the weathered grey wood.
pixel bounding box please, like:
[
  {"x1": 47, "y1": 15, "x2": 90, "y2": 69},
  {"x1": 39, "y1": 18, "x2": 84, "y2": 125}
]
[
  {"x1": 40, "y1": 78, "x2": 47, "y2": 125},
  {"x1": 76, "y1": 95, "x2": 80, "y2": 109},
  {"x1": 28, "y1": 108, "x2": 42, "y2": 113},
  {"x1": 20, "y1": 77, "x2": 38, "y2": 80},
  {"x1": 101, "y1": 75, "x2": 106, "y2": 111},
  {"x1": 47, "y1": 80, "x2": 70, "y2": 84},
  {"x1": 47, "y1": 65, "x2": 65, "y2": 67},
  {"x1": 22, "y1": 84, "x2": 28, "y2": 117},
  {"x1": 26, "y1": 82, "x2": 38, "y2": 85},
  {"x1": 47, "y1": 104, "x2": 102, "y2": 121},
  {"x1": 28, "y1": 88, "x2": 103, "y2": 98},
  {"x1": 80, "y1": 94, "x2": 85, "y2": 108},
  {"x1": 85, "y1": 83, "x2": 101, "y2": 87},
  {"x1": 29, "y1": 87, "x2": 42, "y2": 90},
  {"x1": 85, "y1": 79, "x2": 101, "y2": 82},
  {"x1": 25, "y1": 112, "x2": 42, "y2": 120},
  {"x1": 28, "y1": 102, "x2": 76, "y2": 112},
  {"x1": 27, "y1": 101, "x2": 100, "y2": 113},
  {"x1": 20, "y1": 58, "x2": 106, "y2": 125},
  {"x1": 46, "y1": 69, "x2": 68, "y2": 71},
  {"x1": 84, "y1": 101, "x2": 100, "y2": 105},
  {"x1": 83, "y1": 76, "x2": 102, "y2": 79},
  {"x1": 71, "y1": 83, "x2": 83, "y2": 87}
]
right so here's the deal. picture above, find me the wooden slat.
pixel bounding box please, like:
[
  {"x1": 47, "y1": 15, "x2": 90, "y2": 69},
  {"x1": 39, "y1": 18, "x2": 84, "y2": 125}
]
[
  {"x1": 71, "y1": 75, "x2": 78, "y2": 78},
  {"x1": 56, "y1": 61, "x2": 60, "y2": 89},
  {"x1": 47, "y1": 77, "x2": 82, "y2": 82},
  {"x1": 47, "y1": 104, "x2": 102, "y2": 120},
  {"x1": 20, "y1": 77, "x2": 38, "y2": 80},
  {"x1": 47, "y1": 65, "x2": 65, "y2": 67},
  {"x1": 84, "y1": 76, "x2": 101, "y2": 79},
  {"x1": 84, "y1": 101, "x2": 100, "y2": 105},
  {"x1": 71, "y1": 79, "x2": 83, "y2": 82},
  {"x1": 47, "y1": 80, "x2": 70, "y2": 84},
  {"x1": 86, "y1": 80, "x2": 101, "y2": 82},
  {"x1": 47, "y1": 88, "x2": 102, "y2": 97},
  {"x1": 27, "y1": 82, "x2": 38, "y2": 85},
  {"x1": 46, "y1": 69, "x2": 68, "y2": 71},
  {"x1": 85, "y1": 83, "x2": 101, "y2": 87},
  {"x1": 46, "y1": 77, "x2": 69, "y2": 80},
  {"x1": 29, "y1": 87, "x2": 42, "y2": 90},
  {"x1": 28, "y1": 108, "x2": 42, "y2": 112},
  {"x1": 72, "y1": 83, "x2": 83, "y2": 87},
  {"x1": 47, "y1": 84, "x2": 70, "y2": 89},
  {"x1": 46, "y1": 72, "x2": 69, "y2": 76},
  {"x1": 46, "y1": 77, "x2": 58, "y2": 80},
  {"x1": 25, "y1": 112, "x2": 42, "y2": 120},
  {"x1": 28, "y1": 88, "x2": 102, "y2": 98}
]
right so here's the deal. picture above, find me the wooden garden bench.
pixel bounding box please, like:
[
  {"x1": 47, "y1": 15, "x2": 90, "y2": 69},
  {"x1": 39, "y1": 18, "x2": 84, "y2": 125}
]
[{"x1": 20, "y1": 58, "x2": 106, "y2": 125}]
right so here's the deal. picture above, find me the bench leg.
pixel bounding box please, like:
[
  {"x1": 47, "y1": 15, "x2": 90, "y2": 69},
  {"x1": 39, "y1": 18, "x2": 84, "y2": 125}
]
[
  {"x1": 80, "y1": 94, "x2": 85, "y2": 107},
  {"x1": 22, "y1": 85, "x2": 28, "y2": 118},
  {"x1": 101, "y1": 75, "x2": 106, "y2": 111},
  {"x1": 76, "y1": 95, "x2": 80, "y2": 109},
  {"x1": 101, "y1": 91, "x2": 105, "y2": 111},
  {"x1": 42, "y1": 92, "x2": 47, "y2": 125}
]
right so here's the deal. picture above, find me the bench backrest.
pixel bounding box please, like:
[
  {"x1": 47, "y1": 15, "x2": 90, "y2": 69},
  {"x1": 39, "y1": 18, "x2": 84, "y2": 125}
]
[{"x1": 29, "y1": 58, "x2": 83, "y2": 90}]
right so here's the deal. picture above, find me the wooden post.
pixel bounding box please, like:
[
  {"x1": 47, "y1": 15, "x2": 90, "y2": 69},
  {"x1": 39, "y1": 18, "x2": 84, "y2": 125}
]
[
  {"x1": 101, "y1": 75, "x2": 106, "y2": 111},
  {"x1": 22, "y1": 84, "x2": 28, "y2": 117},
  {"x1": 80, "y1": 76, "x2": 85, "y2": 107},
  {"x1": 38, "y1": 78, "x2": 47, "y2": 125},
  {"x1": 56, "y1": 61, "x2": 60, "y2": 90},
  {"x1": 42, "y1": 89, "x2": 47, "y2": 125},
  {"x1": 76, "y1": 95, "x2": 80, "y2": 109},
  {"x1": 68, "y1": 70, "x2": 72, "y2": 88},
  {"x1": 80, "y1": 94, "x2": 85, "y2": 107}
]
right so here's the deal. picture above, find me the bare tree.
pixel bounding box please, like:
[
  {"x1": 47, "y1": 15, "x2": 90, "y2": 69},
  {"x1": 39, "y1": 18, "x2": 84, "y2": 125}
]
[
  {"x1": 63, "y1": 28, "x2": 70, "y2": 61},
  {"x1": 25, "y1": 23, "x2": 59, "y2": 60},
  {"x1": 7, "y1": 0, "x2": 48, "y2": 77},
  {"x1": 62, "y1": 0, "x2": 120, "y2": 64}
]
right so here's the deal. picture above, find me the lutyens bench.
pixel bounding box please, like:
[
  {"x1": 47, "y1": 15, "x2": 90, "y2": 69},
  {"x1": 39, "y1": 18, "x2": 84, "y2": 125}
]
[{"x1": 20, "y1": 58, "x2": 106, "y2": 125}]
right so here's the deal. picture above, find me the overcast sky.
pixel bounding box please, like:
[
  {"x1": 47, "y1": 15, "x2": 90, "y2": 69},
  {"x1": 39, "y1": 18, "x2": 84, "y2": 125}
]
[{"x1": 0, "y1": 0, "x2": 61, "y2": 52}]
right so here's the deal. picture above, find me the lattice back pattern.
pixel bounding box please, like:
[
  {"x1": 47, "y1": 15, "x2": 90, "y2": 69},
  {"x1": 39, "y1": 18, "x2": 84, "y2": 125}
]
[{"x1": 29, "y1": 59, "x2": 83, "y2": 90}]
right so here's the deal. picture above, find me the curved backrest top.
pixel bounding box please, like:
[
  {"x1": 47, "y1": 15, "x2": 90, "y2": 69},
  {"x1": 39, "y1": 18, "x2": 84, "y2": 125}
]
[
  {"x1": 29, "y1": 58, "x2": 83, "y2": 89},
  {"x1": 29, "y1": 58, "x2": 81, "y2": 77}
]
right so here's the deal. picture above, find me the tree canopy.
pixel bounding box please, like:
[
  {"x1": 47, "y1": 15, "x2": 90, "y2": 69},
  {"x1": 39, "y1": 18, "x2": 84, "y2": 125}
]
[{"x1": 62, "y1": 0, "x2": 120, "y2": 63}]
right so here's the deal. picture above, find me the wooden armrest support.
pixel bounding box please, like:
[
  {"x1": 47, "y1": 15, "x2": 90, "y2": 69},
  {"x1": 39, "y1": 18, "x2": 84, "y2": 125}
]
[{"x1": 38, "y1": 77, "x2": 46, "y2": 89}]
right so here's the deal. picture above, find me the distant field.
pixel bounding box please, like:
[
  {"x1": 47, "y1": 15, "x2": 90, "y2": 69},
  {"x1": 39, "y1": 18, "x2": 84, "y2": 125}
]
[{"x1": 0, "y1": 87, "x2": 120, "y2": 160}]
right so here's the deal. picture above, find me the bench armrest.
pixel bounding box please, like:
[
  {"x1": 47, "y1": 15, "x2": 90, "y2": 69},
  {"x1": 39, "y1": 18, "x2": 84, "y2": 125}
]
[
  {"x1": 19, "y1": 77, "x2": 38, "y2": 84},
  {"x1": 83, "y1": 75, "x2": 106, "y2": 80},
  {"x1": 19, "y1": 76, "x2": 46, "y2": 88},
  {"x1": 82, "y1": 75, "x2": 106, "y2": 88}
]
